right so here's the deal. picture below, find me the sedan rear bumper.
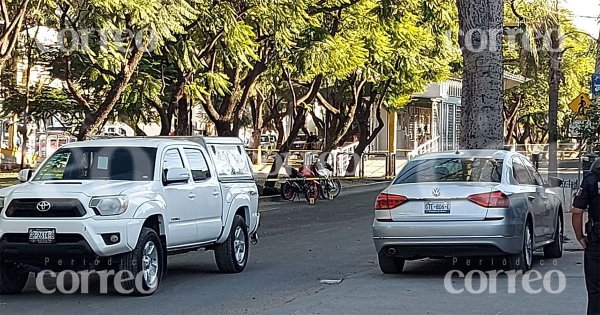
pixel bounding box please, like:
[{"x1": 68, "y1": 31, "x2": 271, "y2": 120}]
[{"x1": 373, "y1": 219, "x2": 524, "y2": 258}]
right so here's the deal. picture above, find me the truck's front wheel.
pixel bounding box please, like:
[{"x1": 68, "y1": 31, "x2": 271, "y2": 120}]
[
  {"x1": 118, "y1": 227, "x2": 164, "y2": 296},
  {"x1": 0, "y1": 260, "x2": 29, "y2": 295},
  {"x1": 214, "y1": 215, "x2": 249, "y2": 273}
]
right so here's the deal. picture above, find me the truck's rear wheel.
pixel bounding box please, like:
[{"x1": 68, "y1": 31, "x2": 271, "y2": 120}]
[
  {"x1": 118, "y1": 227, "x2": 164, "y2": 296},
  {"x1": 214, "y1": 215, "x2": 249, "y2": 273},
  {"x1": 0, "y1": 260, "x2": 29, "y2": 295}
]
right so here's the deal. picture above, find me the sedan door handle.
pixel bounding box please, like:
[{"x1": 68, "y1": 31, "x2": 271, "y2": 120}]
[
  {"x1": 212, "y1": 191, "x2": 221, "y2": 196},
  {"x1": 188, "y1": 194, "x2": 196, "y2": 199},
  {"x1": 528, "y1": 196, "x2": 536, "y2": 201},
  {"x1": 248, "y1": 191, "x2": 257, "y2": 196}
]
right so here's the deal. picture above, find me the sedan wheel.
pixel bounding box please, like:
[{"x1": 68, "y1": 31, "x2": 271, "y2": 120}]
[
  {"x1": 544, "y1": 214, "x2": 564, "y2": 259},
  {"x1": 507, "y1": 222, "x2": 533, "y2": 272}
]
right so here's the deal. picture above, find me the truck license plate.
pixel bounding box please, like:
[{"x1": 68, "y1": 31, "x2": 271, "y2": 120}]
[
  {"x1": 424, "y1": 202, "x2": 451, "y2": 214},
  {"x1": 28, "y1": 228, "x2": 56, "y2": 244}
]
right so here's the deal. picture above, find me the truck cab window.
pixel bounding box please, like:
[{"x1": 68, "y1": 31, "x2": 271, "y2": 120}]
[{"x1": 184, "y1": 148, "x2": 210, "y2": 181}]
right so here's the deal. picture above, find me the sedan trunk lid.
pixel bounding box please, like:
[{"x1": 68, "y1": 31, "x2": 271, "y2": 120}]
[{"x1": 384, "y1": 182, "x2": 501, "y2": 221}]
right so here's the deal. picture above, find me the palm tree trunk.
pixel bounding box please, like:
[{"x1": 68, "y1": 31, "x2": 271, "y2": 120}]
[{"x1": 457, "y1": 0, "x2": 504, "y2": 150}]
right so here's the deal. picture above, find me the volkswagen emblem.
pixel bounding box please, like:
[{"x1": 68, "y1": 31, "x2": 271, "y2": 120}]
[
  {"x1": 36, "y1": 201, "x2": 52, "y2": 212},
  {"x1": 432, "y1": 188, "x2": 442, "y2": 197}
]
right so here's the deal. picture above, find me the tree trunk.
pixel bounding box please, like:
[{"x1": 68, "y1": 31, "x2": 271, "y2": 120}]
[
  {"x1": 176, "y1": 95, "x2": 190, "y2": 136},
  {"x1": 547, "y1": 23, "x2": 560, "y2": 178},
  {"x1": 457, "y1": 0, "x2": 504, "y2": 150},
  {"x1": 264, "y1": 75, "x2": 323, "y2": 188},
  {"x1": 345, "y1": 99, "x2": 385, "y2": 176},
  {"x1": 0, "y1": 0, "x2": 30, "y2": 70},
  {"x1": 134, "y1": 124, "x2": 147, "y2": 136},
  {"x1": 77, "y1": 46, "x2": 147, "y2": 140},
  {"x1": 249, "y1": 97, "x2": 264, "y2": 164},
  {"x1": 215, "y1": 120, "x2": 236, "y2": 136}
]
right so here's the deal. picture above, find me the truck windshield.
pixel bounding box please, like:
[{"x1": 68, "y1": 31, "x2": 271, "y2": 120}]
[
  {"x1": 33, "y1": 147, "x2": 157, "y2": 181},
  {"x1": 394, "y1": 158, "x2": 503, "y2": 184}
]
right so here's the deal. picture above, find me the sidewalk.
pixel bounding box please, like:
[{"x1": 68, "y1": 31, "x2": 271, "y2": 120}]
[{"x1": 563, "y1": 211, "x2": 586, "y2": 252}]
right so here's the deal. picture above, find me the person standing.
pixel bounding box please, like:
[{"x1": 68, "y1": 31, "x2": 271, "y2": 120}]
[{"x1": 572, "y1": 159, "x2": 600, "y2": 315}]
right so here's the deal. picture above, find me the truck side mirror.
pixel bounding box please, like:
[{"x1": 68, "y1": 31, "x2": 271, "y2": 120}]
[
  {"x1": 164, "y1": 168, "x2": 190, "y2": 185},
  {"x1": 18, "y1": 169, "x2": 33, "y2": 183}
]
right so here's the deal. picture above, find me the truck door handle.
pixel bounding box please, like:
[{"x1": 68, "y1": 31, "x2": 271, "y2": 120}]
[{"x1": 528, "y1": 196, "x2": 536, "y2": 201}]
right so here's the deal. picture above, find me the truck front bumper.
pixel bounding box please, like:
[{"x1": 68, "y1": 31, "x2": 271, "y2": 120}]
[{"x1": 0, "y1": 217, "x2": 144, "y2": 260}]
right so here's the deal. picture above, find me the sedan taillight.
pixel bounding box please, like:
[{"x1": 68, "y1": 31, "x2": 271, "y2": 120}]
[
  {"x1": 375, "y1": 193, "x2": 408, "y2": 210},
  {"x1": 467, "y1": 191, "x2": 509, "y2": 208}
]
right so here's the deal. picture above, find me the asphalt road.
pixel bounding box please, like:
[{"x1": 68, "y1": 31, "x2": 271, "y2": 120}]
[{"x1": 0, "y1": 183, "x2": 591, "y2": 315}]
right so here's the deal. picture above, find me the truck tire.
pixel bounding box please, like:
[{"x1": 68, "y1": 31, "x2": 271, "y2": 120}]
[
  {"x1": 118, "y1": 227, "x2": 164, "y2": 296},
  {"x1": 0, "y1": 261, "x2": 28, "y2": 295},
  {"x1": 214, "y1": 215, "x2": 249, "y2": 273},
  {"x1": 544, "y1": 214, "x2": 564, "y2": 259}
]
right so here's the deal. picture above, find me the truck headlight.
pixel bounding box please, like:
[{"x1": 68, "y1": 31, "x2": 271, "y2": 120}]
[{"x1": 90, "y1": 196, "x2": 128, "y2": 216}]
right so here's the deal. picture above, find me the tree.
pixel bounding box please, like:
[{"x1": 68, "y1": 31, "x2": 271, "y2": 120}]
[
  {"x1": 48, "y1": 0, "x2": 199, "y2": 140},
  {"x1": 457, "y1": 0, "x2": 505, "y2": 149},
  {"x1": 309, "y1": 0, "x2": 457, "y2": 175},
  {"x1": 0, "y1": 0, "x2": 38, "y2": 70},
  {"x1": 504, "y1": 0, "x2": 595, "y2": 156}
]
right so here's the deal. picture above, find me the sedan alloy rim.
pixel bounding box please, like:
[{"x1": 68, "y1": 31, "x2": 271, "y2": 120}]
[{"x1": 525, "y1": 225, "x2": 533, "y2": 268}]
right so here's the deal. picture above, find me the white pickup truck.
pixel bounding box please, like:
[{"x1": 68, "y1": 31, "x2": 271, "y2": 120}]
[{"x1": 0, "y1": 137, "x2": 259, "y2": 295}]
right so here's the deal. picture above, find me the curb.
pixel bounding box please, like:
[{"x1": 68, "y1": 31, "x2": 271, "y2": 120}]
[{"x1": 258, "y1": 180, "x2": 390, "y2": 203}]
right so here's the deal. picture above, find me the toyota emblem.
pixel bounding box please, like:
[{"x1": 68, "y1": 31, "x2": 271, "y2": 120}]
[
  {"x1": 432, "y1": 188, "x2": 442, "y2": 197},
  {"x1": 36, "y1": 201, "x2": 52, "y2": 212}
]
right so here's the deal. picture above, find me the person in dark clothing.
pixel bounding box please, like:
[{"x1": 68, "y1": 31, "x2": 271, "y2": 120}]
[{"x1": 573, "y1": 158, "x2": 600, "y2": 315}]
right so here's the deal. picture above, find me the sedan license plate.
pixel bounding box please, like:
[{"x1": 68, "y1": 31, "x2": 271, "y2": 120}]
[
  {"x1": 28, "y1": 228, "x2": 56, "y2": 244},
  {"x1": 425, "y1": 202, "x2": 451, "y2": 214}
]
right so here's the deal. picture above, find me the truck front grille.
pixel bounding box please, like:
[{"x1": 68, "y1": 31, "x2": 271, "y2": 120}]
[{"x1": 4, "y1": 199, "x2": 87, "y2": 218}]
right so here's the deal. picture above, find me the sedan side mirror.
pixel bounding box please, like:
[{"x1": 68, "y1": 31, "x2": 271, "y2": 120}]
[
  {"x1": 164, "y1": 168, "x2": 190, "y2": 185},
  {"x1": 18, "y1": 169, "x2": 33, "y2": 183},
  {"x1": 547, "y1": 176, "x2": 563, "y2": 188}
]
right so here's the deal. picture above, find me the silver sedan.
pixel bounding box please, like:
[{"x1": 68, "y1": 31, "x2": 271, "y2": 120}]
[{"x1": 373, "y1": 150, "x2": 564, "y2": 273}]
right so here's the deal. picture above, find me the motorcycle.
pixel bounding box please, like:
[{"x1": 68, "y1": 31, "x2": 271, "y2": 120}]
[
  {"x1": 310, "y1": 161, "x2": 342, "y2": 200},
  {"x1": 280, "y1": 165, "x2": 320, "y2": 203}
]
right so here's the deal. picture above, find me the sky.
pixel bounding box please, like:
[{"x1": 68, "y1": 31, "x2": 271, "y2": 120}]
[{"x1": 563, "y1": 0, "x2": 600, "y2": 36}]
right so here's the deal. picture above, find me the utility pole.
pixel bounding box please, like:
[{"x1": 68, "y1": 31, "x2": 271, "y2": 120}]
[{"x1": 547, "y1": 0, "x2": 560, "y2": 179}]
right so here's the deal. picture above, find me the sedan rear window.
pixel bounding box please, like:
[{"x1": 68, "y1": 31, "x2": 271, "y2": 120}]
[{"x1": 394, "y1": 158, "x2": 503, "y2": 184}]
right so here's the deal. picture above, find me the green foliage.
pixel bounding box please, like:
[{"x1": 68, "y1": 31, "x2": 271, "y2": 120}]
[
  {"x1": 504, "y1": 0, "x2": 596, "y2": 143},
  {"x1": 4, "y1": 0, "x2": 458, "y2": 141}
]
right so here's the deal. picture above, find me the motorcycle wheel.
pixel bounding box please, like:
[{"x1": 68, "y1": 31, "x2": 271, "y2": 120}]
[
  {"x1": 320, "y1": 179, "x2": 342, "y2": 199},
  {"x1": 280, "y1": 182, "x2": 296, "y2": 200}
]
